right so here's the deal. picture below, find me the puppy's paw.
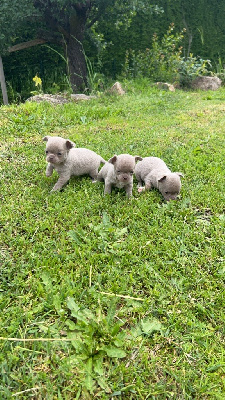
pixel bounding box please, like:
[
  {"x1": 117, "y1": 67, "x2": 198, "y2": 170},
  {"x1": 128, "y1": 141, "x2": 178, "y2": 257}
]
[
  {"x1": 138, "y1": 186, "x2": 145, "y2": 193},
  {"x1": 50, "y1": 185, "x2": 61, "y2": 192}
]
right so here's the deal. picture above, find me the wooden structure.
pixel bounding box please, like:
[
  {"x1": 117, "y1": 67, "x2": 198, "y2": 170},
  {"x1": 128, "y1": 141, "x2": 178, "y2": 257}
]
[{"x1": 0, "y1": 56, "x2": 8, "y2": 105}]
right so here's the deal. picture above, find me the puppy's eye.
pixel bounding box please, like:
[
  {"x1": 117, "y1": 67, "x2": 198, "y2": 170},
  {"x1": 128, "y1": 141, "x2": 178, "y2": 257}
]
[
  {"x1": 46, "y1": 150, "x2": 48, "y2": 154},
  {"x1": 117, "y1": 170, "x2": 121, "y2": 173},
  {"x1": 57, "y1": 152, "x2": 62, "y2": 156},
  {"x1": 130, "y1": 171, "x2": 134, "y2": 175},
  {"x1": 165, "y1": 191, "x2": 168, "y2": 194}
]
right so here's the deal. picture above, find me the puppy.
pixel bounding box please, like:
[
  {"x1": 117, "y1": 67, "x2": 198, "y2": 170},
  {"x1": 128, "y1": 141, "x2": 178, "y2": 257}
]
[
  {"x1": 97, "y1": 154, "x2": 142, "y2": 197},
  {"x1": 43, "y1": 136, "x2": 105, "y2": 191},
  {"x1": 135, "y1": 157, "x2": 183, "y2": 201}
]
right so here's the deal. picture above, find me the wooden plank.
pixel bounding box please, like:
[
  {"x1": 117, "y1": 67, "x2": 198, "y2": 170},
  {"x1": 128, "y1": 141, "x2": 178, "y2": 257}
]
[{"x1": 0, "y1": 55, "x2": 8, "y2": 105}]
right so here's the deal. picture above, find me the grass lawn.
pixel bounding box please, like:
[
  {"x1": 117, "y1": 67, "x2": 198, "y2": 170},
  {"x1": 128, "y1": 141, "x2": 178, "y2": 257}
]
[{"x1": 0, "y1": 80, "x2": 225, "y2": 399}]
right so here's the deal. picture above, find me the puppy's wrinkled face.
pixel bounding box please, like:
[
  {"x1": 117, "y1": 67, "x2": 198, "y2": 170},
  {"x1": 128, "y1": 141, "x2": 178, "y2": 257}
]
[
  {"x1": 158, "y1": 173, "x2": 182, "y2": 201},
  {"x1": 109, "y1": 154, "x2": 142, "y2": 184},
  {"x1": 43, "y1": 136, "x2": 74, "y2": 165}
]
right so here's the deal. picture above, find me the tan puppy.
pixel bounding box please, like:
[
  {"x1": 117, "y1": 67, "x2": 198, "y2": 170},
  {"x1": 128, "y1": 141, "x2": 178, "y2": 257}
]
[
  {"x1": 43, "y1": 136, "x2": 105, "y2": 191},
  {"x1": 135, "y1": 156, "x2": 183, "y2": 201},
  {"x1": 97, "y1": 154, "x2": 142, "y2": 197}
]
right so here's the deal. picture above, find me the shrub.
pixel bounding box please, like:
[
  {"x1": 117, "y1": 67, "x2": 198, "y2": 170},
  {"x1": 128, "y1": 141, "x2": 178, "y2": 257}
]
[
  {"x1": 122, "y1": 24, "x2": 212, "y2": 87},
  {"x1": 178, "y1": 55, "x2": 212, "y2": 87},
  {"x1": 122, "y1": 24, "x2": 185, "y2": 82}
]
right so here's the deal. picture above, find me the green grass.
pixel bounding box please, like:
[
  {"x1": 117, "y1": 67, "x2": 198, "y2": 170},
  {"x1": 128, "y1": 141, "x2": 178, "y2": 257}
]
[{"x1": 0, "y1": 79, "x2": 225, "y2": 399}]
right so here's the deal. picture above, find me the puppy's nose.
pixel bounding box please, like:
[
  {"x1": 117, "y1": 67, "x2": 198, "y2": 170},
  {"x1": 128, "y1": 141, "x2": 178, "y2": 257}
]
[
  {"x1": 49, "y1": 155, "x2": 54, "y2": 160},
  {"x1": 123, "y1": 175, "x2": 128, "y2": 180}
]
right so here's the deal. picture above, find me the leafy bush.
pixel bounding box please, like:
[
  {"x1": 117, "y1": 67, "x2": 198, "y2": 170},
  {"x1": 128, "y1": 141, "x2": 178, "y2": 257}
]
[
  {"x1": 178, "y1": 55, "x2": 212, "y2": 87},
  {"x1": 122, "y1": 24, "x2": 212, "y2": 86},
  {"x1": 122, "y1": 24, "x2": 185, "y2": 82}
]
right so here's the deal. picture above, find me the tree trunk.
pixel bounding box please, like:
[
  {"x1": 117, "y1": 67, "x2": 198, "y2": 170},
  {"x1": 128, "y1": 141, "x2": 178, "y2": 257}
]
[
  {"x1": 33, "y1": 0, "x2": 91, "y2": 93},
  {"x1": 64, "y1": 35, "x2": 87, "y2": 93},
  {"x1": 63, "y1": 4, "x2": 90, "y2": 93}
]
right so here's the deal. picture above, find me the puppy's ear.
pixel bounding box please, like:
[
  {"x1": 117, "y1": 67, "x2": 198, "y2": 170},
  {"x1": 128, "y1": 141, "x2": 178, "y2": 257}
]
[
  {"x1": 134, "y1": 156, "x2": 143, "y2": 162},
  {"x1": 176, "y1": 172, "x2": 184, "y2": 178},
  {"x1": 108, "y1": 155, "x2": 117, "y2": 164},
  {"x1": 65, "y1": 140, "x2": 75, "y2": 150},
  {"x1": 158, "y1": 175, "x2": 167, "y2": 182},
  {"x1": 43, "y1": 136, "x2": 50, "y2": 142}
]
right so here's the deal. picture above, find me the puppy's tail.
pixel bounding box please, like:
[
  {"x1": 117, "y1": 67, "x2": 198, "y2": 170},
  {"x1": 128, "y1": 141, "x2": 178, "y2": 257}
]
[
  {"x1": 98, "y1": 158, "x2": 106, "y2": 172},
  {"x1": 100, "y1": 157, "x2": 106, "y2": 165}
]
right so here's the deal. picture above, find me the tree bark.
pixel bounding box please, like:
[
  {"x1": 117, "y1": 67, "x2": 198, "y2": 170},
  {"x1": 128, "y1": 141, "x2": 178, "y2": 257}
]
[
  {"x1": 36, "y1": 1, "x2": 90, "y2": 93},
  {"x1": 64, "y1": 35, "x2": 87, "y2": 93},
  {"x1": 63, "y1": 6, "x2": 90, "y2": 93},
  {"x1": 8, "y1": 39, "x2": 47, "y2": 52}
]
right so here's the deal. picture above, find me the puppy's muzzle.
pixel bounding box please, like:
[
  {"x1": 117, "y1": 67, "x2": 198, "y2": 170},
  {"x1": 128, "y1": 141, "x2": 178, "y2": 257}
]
[
  {"x1": 47, "y1": 154, "x2": 55, "y2": 162},
  {"x1": 121, "y1": 174, "x2": 130, "y2": 181}
]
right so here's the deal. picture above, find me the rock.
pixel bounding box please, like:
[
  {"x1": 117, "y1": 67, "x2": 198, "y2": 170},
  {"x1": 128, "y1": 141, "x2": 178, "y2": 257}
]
[
  {"x1": 26, "y1": 94, "x2": 69, "y2": 104},
  {"x1": 70, "y1": 94, "x2": 96, "y2": 101},
  {"x1": 155, "y1": 82, "x2": 175, "y2": 92},
  {"x1": 109, "y1": 82, "x2": 126, "y2": 95},
  {"x1": 191, "y1": 76, "x2": 222, "y2": 91}
]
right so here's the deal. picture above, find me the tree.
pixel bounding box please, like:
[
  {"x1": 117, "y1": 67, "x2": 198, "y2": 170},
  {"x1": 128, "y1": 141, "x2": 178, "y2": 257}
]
[{"x1": 0, "y1": 0, "x2": 159, "y2": 93}]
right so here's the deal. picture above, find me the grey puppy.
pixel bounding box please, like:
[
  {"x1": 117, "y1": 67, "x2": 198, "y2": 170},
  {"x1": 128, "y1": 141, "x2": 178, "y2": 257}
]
[
  {"x1": 135, "y1": 156, "x2": 183, "y2": 201},
  {"x1": 97, "y1": 154, "x2": 143, "y2": 197},
  {"x1": 43, "y1": 136, "x2": 105, "y2": 191}
]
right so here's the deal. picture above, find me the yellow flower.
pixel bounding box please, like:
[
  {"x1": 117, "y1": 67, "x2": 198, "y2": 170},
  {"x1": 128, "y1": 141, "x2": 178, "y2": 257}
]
[{"x1": 33, "y1": 75, "x2": 42, "y2": 87}]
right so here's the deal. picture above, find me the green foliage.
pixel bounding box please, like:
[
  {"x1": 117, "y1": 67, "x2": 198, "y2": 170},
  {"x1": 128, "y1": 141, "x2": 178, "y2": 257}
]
[
  {"x1": 122, "y1": 24, "x2": 184, "y2": 82},
  {"x1": 1, "y1": 44, "x2": 71, "y2": 103},
  {"x1": 1, "y1": 0, "x2": 224, "y2": 98},
  {"x1": 89, "y1": 0, "x2": 225, "y2": 79},
  {"x1": 84, "y1": 52, "x2": 108, "y2": 94},
  {"x1": 0, "y1": 0, "x2": 34, "y2": 53},
  {"x1": 215, "y1": 57, "x2": 225, "y2": 85},
  {"x1": 88, "y1": 0, "x2": 163, "y2": 78},
  {"x1": 0, "y1": 0, "x2": 161, "y2": 96},
  {"x1": 65, "y1": 296, "x2": 126, "y2": 392},
  {"x1": 178, "y1": 55, "x2": 212, "y2": 87},
  {"x1": 154, "y1": 0, "x2": 225, "y2": 63},
  {"x1": 122, "y1": 24, "x2": 213, "y2": 86}
]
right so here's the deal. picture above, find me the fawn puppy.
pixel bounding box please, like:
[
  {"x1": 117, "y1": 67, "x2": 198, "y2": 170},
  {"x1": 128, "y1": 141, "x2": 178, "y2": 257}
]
[
  {"x1": 43, "y1": 136, "x2": 105, "y2": 191},
  {"x1": 98, "y1": 153, "x2": 142, "y2": 197},
  {"x1": 135, "y1": 156, "x2": 183, "y2": 201}
]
